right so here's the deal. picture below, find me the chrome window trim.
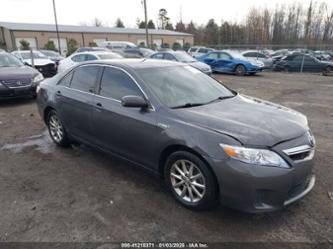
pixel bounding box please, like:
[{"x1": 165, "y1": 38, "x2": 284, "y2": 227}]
[{"x1": 60, "y1": 63, "x2": 155, "y2": 111}]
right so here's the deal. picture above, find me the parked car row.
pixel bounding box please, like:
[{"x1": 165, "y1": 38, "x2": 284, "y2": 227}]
[
  {"x1": 273, "y1": 53, "x2": 333, "y2": 75},
  {"x1": 2, "y1": 43, "x2": 332, "y2": 100}
]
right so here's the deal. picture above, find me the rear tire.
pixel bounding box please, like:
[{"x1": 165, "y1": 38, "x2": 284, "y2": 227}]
[
  {"x1": 235, "y1": 65, "x2": 246, "y2": 76},
  {"x1": 47, "y1": 110, "x2": 70, "y2": 147},
  {"x1": 164, "y1": 151, "x2": 219, "y2": 210}
]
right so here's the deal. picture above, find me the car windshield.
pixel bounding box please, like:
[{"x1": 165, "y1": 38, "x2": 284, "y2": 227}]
[
  {"x1": 140, "y1": 48, "x2": 154, "y2": 57},
  {"x1": 97, "y1": 53, "x2": 123, "y2": 59},
  {"x1": 137, "y1": 65, "x2": 235, "y2": 108},
  {"x1": 0, "y1": 53, "x2": 24, "y2": 67},
  {"x1": 173, "y1": 52, "x2": 196, "y2": 63},
  {"x1": 20, "y1": 51, "x2": 47, "y2": 59}
]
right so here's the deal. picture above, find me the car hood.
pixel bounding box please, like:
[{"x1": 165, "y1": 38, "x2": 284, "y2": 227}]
[
  {"x1": 188, "y1": 61, "x2": 211, "y2": 71},
  {"x1": 23, "y1": 58, "x2": 55, "y2": 66},
  {"x1": 174, "y1": 95, "x2": 308, "y2": 147},
  {"x1": 0, "y1": 66, "x2": 38, "y2": 80}
]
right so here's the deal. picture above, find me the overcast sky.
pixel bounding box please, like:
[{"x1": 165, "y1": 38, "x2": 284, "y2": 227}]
[{"x1": 1, "y1": 0, "x2": 329, "y2": 27}]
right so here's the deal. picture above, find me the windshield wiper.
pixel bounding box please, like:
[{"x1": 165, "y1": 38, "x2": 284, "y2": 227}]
[
  {"x1": 171, "y1": 102, "x2": 206, "y2": 109},
  {"x1": 171, "y1": 95, "x2": 236, "y2": 109},
  {"x1": 205, "y1": 95, "x2": 236, "y2": 104}
]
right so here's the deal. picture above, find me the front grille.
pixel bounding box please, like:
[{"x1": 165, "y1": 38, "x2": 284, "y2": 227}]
[
  {"x1": 1, "y1": 78, "x2": 32, "y2": 88},
  {"x1": 283, "y1": 145, "x2": 314, "y2": 163}
]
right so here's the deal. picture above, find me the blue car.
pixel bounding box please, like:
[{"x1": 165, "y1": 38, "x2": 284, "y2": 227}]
[{"x1": 197, "y1": 50, "x2": 263, "y2": 76}]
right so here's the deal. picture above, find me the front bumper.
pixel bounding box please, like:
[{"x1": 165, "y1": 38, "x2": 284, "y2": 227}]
[
  {"x1": 0, "y1": 83, "x2": 39, "y2": 99},
  {"x1": 205, "y1": 134, "x2": 315, "y2": 213},
  {"x1": 207, "y1": 156, "x2": 314, "y2": 213},
  {"x1": 247, "y1": 66, "x2": 262, "y2": 74}
]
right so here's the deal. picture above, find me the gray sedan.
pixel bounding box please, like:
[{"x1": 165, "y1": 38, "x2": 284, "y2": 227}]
[
  {"x1": 36, "y1": 59, "x2": 315, "y2": 213},
  {"x1": 150, "y1": 51, "x2": 212, "y2": 74},
  {"x1": 242, "y1": 50, "x2": 273, "y2": 69}
]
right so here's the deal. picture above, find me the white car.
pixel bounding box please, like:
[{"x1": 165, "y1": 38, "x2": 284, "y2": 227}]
[
  {"x1": 11, "y1": 50, "x2": 57, "y2": 77},
  {"x1": 188, "y1": 46, "x2": 214, "y2": 58},
  {"x1": 103, "y1": 41, "x2": 137, "y2": 52},
  {"x1": 57, "y1": 51, "x2": 123, "y2": 73},
  {"x1": 242, "y1": 50, "x2": 273, "y2": 69}
]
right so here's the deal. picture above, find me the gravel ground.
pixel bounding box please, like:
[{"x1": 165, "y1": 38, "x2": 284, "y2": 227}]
[{"x1": 0, "y1": 72, "x2": 332, "y2": 245}]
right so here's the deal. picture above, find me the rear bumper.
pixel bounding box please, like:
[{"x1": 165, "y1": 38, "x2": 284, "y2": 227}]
[{"x1": 205, "y1": 155, "x2": 314, "y2": 213}]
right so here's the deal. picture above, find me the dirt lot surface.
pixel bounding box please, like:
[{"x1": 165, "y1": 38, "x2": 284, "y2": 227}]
[{"x1": 0, "y1": 72, "x2": 332, "y2": 244}]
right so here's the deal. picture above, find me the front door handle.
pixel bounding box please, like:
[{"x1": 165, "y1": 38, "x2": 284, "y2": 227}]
[
  {"x1": 95, "y1": 102, "x2": 103, "y2": 112},
  {"x1": 55, "y1": 90, "x2": 62, "y2": 98}
]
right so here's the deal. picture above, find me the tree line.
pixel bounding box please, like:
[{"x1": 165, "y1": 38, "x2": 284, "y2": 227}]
[{"x1": 135, "y1": 1, "x2": 333, "y2": 48}]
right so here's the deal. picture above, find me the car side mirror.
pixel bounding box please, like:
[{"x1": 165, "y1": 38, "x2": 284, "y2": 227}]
[{"x1": 121, "y1": 95, "x2": 148, "y2": 109}]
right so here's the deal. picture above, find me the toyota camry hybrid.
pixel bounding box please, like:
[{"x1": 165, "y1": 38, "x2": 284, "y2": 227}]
[{"x1": 36, "y1": 59, "x2": 315, "y2": 213}]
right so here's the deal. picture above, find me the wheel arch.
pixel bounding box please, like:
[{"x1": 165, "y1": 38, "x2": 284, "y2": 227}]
[
  {"x1": 158, "y1": 144, "x2": 218, "y2": 183},
  {"x1": 234, "y1": 63, "x2": 247, "y2": 72},
  {"x1": 43, "y1": 106, "x2": 55, "y2": 124}
]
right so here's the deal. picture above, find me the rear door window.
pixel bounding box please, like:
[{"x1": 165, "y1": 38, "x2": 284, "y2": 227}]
[
  {"x1": 207, "y1": 52, "x2": 219, "y2": 59},
  {"x1": 85, "y1": 54, "x2": 98, "y2": 61},
  {"x1": 220, "y1": 53, "x2": 231, "y2": 60},
  {"x1": 58, "y1": 71, "x2": 73, "y2": 87},
  {"x1": 71, "y1": 54, "x2": 86, "y2": 62},
  {"x1": 198, "y1": 48, "x2": 208, "y2": 53},
  {"x1": 151, "y1": 53, "x2": 164, "y2": 59},
  {"x1": 164, "y1": 53, "x2": 177, "y2": 61}
]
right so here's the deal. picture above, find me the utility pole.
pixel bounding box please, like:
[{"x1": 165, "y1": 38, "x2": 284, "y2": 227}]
[
  {"x1": 52, "y1": 0, "x2": 61, "y2": 55},
  {"x1": 143, "y1": 0, "x2": 149, "y2": 48}
]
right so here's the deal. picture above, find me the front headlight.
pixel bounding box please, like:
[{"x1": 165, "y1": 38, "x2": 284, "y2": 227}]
[
  {"x1": 220, "y1": 144, "x2": 289, "y2": 168},
  {"x1": 33, "y1": 73, "x2": 44, "y2": 83}
]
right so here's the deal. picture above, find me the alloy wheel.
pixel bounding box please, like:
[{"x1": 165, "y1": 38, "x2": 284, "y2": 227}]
[
  {"x1": 170, "y1": 159, "x2": 206, "y2": 203},
  {"x1": 48, "y1": 114, "x2": 64, "y2": 143}
]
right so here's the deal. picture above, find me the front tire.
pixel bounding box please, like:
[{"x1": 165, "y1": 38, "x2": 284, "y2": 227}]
[
  {"x1": 47, "y1": 110, "x2": 70, "y2": 147},
  {"x1": 235, "y1": 65, "x2": 246, "y2": 76},
  {"x1": 164, "y1": 151, "x2": 218, "y2": 210}
]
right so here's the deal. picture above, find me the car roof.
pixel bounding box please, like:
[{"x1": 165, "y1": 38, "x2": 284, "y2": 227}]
[
  {"x1": 71, "y1": 51, "x2": 118, "y2": 56},
  {"x1": 12, "y1": 50, "x2": 41, "y2": 53},
  {"x1": 81, "y1": 58, "x2": 184, "y2": 70},
  {"x1": 242, "y1": 50, "x2": 263, "y2": 53}
]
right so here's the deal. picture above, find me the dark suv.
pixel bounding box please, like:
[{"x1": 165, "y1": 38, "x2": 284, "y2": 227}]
[{"x1": 36, "y1": 59, "x2": 315, "y2": 212}]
